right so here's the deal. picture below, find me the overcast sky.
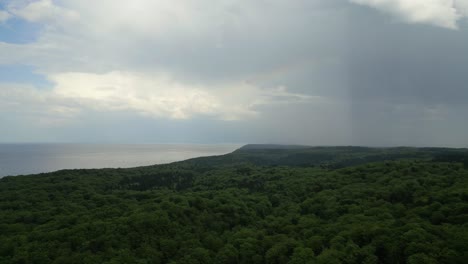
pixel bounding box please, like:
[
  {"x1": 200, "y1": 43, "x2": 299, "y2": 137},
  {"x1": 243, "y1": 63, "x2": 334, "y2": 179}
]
[{"x1": 1, "y1": 0, "x2": 468, "y2": 146}]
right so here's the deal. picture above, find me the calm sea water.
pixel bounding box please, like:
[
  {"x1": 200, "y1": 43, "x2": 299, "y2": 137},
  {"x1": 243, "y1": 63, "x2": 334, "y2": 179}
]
[{"x1": 0, "y1": 143, "x2": 241, "y2": 177}]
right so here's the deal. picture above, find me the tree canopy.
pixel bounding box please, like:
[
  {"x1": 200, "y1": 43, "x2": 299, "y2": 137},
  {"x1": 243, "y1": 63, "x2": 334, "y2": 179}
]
[{"x1": 0, "y1": 146, "x2": 467, "y2": 263}]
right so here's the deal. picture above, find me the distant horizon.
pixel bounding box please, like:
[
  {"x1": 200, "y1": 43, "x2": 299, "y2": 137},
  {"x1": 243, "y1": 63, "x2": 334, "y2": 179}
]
[
  {"x1": 0, "y1": 141, "x2": 245, "y2": 145},
  {"x1": 0, "y1": 143, "x2": 240, "y2": 177},
  {"x1": 2, "y1": 141, "x2": 468, "y2": 177},
  {"x1": 1, "y1": 142, "x2": 467, "y2": 149}
]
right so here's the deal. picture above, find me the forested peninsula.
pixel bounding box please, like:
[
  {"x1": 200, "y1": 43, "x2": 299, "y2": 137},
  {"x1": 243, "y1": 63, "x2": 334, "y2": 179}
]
[{"x1": 1, "y1": 145, "x2": 467, "y2": 263}]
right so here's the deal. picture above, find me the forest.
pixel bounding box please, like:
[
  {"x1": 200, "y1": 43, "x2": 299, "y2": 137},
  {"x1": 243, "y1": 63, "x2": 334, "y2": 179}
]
[{"x1": 0, "y1": 145, "x2": 467, "y2": 263}]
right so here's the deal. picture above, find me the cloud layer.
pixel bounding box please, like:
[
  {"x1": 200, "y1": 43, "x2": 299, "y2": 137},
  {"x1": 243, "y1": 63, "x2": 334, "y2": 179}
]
[
  {"x1": 350, "y1": 0, "x2": 468, "y2": 29},
  {"x1": 1, "y1": 0, "x2": 468, "y2": 145},
  {"x1": 0, "y1": 0, "x2": 325, "y2": 122}
]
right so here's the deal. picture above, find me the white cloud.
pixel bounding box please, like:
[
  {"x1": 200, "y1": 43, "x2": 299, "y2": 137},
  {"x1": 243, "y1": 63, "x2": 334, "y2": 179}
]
[
  {"x1": 50, "y1": 71, "x2": 223, "y2": 120},
  {"x1": 7, "y1": 0, "x2": 79, "y2": 23},
  {"x1": 0, "y1": 71, "x2": 316, "y2": 122},
  {"x1": 0, "y1": 10, "x2": 11, "y2": 22},
  {"x1": 349, "y1": 0, "x2": 468, "y2": 29}
]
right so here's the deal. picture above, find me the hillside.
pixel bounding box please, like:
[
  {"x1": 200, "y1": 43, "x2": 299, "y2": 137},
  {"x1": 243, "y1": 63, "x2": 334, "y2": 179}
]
[{"x1": 0, "y1": 145, "x2": 467, "y2": 263}]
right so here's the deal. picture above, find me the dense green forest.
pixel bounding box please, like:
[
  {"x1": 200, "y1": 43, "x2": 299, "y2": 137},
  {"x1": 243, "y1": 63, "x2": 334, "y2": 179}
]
[{"x1": 0, "y1": 145, "x2": 467, "y2": 263}]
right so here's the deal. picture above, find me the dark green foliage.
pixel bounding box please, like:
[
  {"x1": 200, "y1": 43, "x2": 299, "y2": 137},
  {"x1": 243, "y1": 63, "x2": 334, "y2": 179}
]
[{"x1": 0, "y1": 146, "x2": 467, "y2": 263}]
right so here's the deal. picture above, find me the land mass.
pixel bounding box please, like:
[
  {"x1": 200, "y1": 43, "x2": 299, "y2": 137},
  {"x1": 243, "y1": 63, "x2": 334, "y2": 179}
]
[{"x1": 0, "y1": 145, "x2": 467, "y2": 263}]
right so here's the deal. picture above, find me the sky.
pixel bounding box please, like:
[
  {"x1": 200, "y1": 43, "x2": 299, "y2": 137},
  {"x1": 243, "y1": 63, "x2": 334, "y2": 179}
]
[{"x1": 0, "y1": 0, "x2": 468, "y2": 146}]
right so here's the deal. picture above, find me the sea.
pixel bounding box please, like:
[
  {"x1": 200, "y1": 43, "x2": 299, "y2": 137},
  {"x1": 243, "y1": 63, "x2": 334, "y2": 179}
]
[{"x1": 0, "y1": 143, "x2": 241, "y2": 177}]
